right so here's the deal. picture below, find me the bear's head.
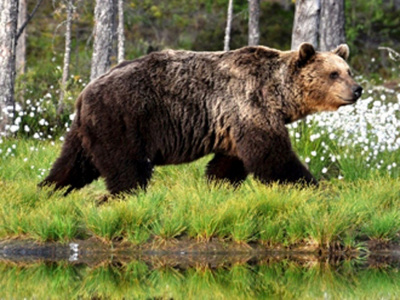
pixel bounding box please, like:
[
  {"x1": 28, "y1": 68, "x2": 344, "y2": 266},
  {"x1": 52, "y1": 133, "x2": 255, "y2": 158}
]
[{"x1": 295, "y1": 43, "x2": 363, "y2": 115}]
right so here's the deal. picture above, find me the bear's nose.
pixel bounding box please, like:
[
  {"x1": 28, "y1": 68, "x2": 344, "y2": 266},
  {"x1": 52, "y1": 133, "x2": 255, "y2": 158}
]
[{"x1": 353, "y1": 85, "x2": 363, "y2": 100}]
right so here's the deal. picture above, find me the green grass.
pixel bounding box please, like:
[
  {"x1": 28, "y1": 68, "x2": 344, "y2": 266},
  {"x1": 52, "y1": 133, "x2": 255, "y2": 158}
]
[
  {"x1": 1, "y1": 259, "x2": 400, "y2": 299},
  {"x1": 0, "y1": 138, "x2": 399, "y2": 248}
]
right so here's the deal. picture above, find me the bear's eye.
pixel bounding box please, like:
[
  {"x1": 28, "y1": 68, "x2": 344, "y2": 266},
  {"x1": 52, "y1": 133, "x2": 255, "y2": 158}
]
[{"x1": 330, "y1": 71, "x2": 339, "y2": 79}]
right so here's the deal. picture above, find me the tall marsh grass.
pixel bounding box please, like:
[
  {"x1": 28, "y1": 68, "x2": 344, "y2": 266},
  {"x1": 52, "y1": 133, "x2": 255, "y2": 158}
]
[{"x1": 0, "y1": 137, "x2": 399, "y2": 248}]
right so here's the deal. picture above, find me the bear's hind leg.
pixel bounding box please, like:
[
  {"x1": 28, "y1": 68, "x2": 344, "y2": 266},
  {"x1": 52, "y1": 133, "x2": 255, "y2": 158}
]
[
  {"x1": 206, "y1": 153, "x2": 248, "y2": 187},
  {"x1": 104, "y1": 158, "x2": 154, "y2": 195},
  {"x1": 39, "y1": 130, "x2": 100, "y2": 195}
]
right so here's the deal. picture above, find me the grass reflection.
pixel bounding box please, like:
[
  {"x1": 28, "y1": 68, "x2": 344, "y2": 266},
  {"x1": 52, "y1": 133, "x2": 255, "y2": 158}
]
[{"x1": 1, "y1": 259, "x2": 399, "y2": 299}]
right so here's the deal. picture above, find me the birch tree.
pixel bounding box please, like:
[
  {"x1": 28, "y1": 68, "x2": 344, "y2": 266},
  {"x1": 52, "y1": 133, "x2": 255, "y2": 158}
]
[
  {"x1": 91, "y1": 0, "x2": 115, "y2": 81},
  {"x1": 0, "y1": 0, "x2": 18, "y2": 135},
  {"x1": 117, "y1": 0, "x2": 125, "y2": 63},
  {"x1": 16, "y1": 0, "x2": 27, "y2": 75},
  {"x1": 224, "y1": 0, "x2": 233, "y2": 51},
  {"x1": 248, "y1": 0, "x2": 260, "y2": 46},
  {"x1": 291, "y1": 0, "x2": 320, "y2": 50},
  {"x1": 58, "y1": 0, "x2": 75, "y2": 115},
  {"x1": 319, "y1": 0, "x2": 345, "y2": 51}
]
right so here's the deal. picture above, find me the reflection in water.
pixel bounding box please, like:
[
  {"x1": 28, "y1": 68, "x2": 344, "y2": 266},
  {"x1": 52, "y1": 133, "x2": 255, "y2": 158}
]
[{"x1": 1, "y1": 254, "x2": 400, "y2": 299}]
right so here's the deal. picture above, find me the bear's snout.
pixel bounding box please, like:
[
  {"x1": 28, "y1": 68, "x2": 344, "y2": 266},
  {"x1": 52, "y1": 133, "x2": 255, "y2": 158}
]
[{"x1": 352, "y1": 85, "x2": 363, "y2": 101}]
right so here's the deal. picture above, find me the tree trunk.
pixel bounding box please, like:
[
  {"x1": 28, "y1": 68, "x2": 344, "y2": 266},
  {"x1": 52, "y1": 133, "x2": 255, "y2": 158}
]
[
  {"x1": 279, "y1": 0, "x2": 291, "y2": 11},
  {"x1": 0, "y1": 0, "x2": 18, "y2": 135},
  {"x1": 16, "y1": 0, "x2": 43, "y2": 40},
  {"x1": 248, "y1": 0, "x2": 260, "y2": 46},
  {"x1": 224, "y1": 0, "x2": 234, "y2": 51},
  {"x1": 90, "y1": 0, "x2": 115, "y2": 81},
  {"x1": 319, "y1": 0, "x2": 345, "y2": 51},
  {"x1": 16, "y1": 0, "x2": 26, "y2": 75},
  {"x1": 395, "y1": 0, "x2": 400, "y2": 10},
  {"x1": 117, "y1": 0, "x2": 125, "y2": 63},
  {"x1": 291, "y1": 0, "x2": 321, "y2": 50},
  {"x1": 58, "y1": 0, "x2": 74, "y2": 116}
]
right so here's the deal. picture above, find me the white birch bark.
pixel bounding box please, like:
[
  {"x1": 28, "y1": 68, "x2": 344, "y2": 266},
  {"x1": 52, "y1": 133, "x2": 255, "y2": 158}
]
[
  {"x1": 90, "y1": 0, "x2": 115, "y2": 81},
  {"x1": 16, "y1": 0, "x2": 26, "y2": 75},
  {"x1": 0, "y1": 0, "x2": 18, "y2": 135},
  {"x1": 224, "y1": 0, "x2": 234, "y2": 51},
  {"x1": 58, "y1": 0, "x2": 74, "y2": 115},
  {"x1": 248, "y1": 0, "x2": 260, "y2": 46},
  {"x1": 117, "y1": 0, "x2": 125, "y2": 63},
  {"x1": 291, "y1": 0, "x2": 321, "y2": 50},
  {"x1": 319, "y1": 0, "x2": 345, "y2": 51}
]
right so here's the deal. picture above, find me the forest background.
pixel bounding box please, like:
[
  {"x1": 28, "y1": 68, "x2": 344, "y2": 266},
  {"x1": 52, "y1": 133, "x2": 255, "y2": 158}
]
[{"x1": 11, "y1": 0, "x2": 400, "y2": 139}]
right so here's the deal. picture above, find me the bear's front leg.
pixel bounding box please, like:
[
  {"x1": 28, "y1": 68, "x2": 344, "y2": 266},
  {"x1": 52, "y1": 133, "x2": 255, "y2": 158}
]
[
  {"x1": 236, "y1": 125, "x2": 318, "y2": 186},
  {"x1": 253, "y1": 151, "x2": 318, "y2": 186},
  {"x1": 205, "y1": 153, "x2": 248, "y2": 187}
]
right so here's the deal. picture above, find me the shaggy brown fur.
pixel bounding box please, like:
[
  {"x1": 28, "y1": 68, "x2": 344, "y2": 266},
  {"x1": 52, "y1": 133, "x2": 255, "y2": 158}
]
[{"x1": 40, "y1": 43, "x2": 362, "y2": 195}]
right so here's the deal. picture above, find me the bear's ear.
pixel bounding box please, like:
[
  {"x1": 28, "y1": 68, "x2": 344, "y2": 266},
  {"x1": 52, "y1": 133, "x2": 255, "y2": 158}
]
[
  {"x1": 298, "y1": 43, "x2": 316, "y2": 66},
  {"x1": 332, "y1": 44, "x2": 350, "y2": 61}
]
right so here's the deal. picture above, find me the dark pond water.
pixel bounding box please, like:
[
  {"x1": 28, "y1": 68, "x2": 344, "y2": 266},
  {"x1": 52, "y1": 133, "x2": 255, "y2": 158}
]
[{"x1": 1, "y1": 243, "x2": 400, "y2": 299}]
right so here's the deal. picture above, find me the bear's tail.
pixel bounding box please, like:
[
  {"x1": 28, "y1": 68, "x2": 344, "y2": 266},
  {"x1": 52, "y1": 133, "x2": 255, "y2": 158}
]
[{"x1": 39, "y1": 99, "x2": 100, "y2": 195}]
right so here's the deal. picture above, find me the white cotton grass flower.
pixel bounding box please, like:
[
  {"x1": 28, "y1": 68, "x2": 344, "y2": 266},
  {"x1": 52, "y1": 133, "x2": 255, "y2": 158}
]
[
  {"x1": 9, "y1": 125, "x2": 19, "y2": 133},
  {"x1": 287, "y1": 87, "x2": 400, "y2": 177}
]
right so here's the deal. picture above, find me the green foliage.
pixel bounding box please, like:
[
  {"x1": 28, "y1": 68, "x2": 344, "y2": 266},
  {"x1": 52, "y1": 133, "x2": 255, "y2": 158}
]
[
  {"x1": 345, "y1": 0, "x2": 400, "y2": 79},
  {"x1": 361, "y1": 210, "x2": 400, "y2": 241}
]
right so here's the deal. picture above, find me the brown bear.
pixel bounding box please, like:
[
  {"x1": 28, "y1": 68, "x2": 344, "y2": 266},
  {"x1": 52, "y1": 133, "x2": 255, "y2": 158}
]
[{"x1": 40, "y1": 43, "x2": 362, "y2": 195}]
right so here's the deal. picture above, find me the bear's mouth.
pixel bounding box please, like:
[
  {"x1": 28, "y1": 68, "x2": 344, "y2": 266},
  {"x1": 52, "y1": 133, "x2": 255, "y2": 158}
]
[{"x1": 338, "y1": 96, "x2": 357, "y2": 105}]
